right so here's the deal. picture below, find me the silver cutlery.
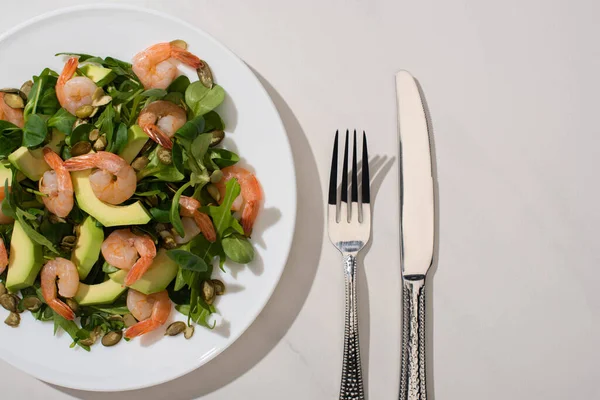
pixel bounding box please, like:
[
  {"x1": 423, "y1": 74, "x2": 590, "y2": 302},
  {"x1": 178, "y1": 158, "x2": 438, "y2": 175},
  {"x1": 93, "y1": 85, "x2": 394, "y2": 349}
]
[
  {"x1": 328, "y1": 130, "x2": 371, "y2": 400},
  {"x1": 396, "y1": 71, "x2": 435, "y2": 400}
]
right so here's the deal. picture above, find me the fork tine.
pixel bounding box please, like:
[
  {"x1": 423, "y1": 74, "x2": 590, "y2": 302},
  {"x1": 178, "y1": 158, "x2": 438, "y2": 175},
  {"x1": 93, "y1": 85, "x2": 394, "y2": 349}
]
[
  {"x1": 328, "y1": 130, "x2": 339, "y2": 205},
  {"x1": 351, "y1": 130, "x2": 358, "y2": 202},
  {"x1": 341, "y1": 130, "x2": 349, "y2": 203},
  {"x1": 362, "y1": 131, "x2": 370, "y2": 204}
]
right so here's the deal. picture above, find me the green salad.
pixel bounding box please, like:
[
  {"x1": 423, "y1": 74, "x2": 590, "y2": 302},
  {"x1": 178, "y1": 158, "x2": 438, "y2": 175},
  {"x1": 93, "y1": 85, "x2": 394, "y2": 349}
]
[{"x1": 0, "y1": 40, "x2": 262, "y2": 350}]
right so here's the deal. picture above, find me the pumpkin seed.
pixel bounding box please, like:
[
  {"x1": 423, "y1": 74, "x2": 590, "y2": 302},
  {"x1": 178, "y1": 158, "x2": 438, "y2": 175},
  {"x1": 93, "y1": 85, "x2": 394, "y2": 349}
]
[
  {"x1": 165, "y1": 321, "x2": 186, "y2": 336},
  {"x1": 209, "y1": 130, "x2": 225, "y2": 147},
  {"x1": 201, "y1": 280, "x2": 215, "y2": 304},
  {"x1": 71, "y1": 141, "x2": 92, "y2": 157},
  {"x1": 210, "y1": 170, "x2": 223, "y2": 184},
  {"x1": 92, "y1": 95, "x2": 112, "y2": 108},
  {"x1": 89, "y1": 106, "x2": 100, "y2": 118},
  {"x1": 66, "y1": 298, "x2": 79, "y2": 313},
  {"x1": 3, "y1": 93, "x2": 24, "y2": 109},
  {"x1": 88, "y1": 128, "x2": 100, "y2": 142},
  {"x1": 207, "y1": 184, "x2": 220, "y2": 202},
  {"x1": 75, "y1": 105, "x2": 94, "y2": 119},
  {"x1": 93, "y1": 135, "x2": 107, "y2": 151},
  {"x1": 212, "y1": 279, "x2": 225, "y2": 296},
  {"x1": 197, "y1": 61, "x2": 214, "y2": 89},
  {"x1": 20, "y1": 81, "x2": 33, "y2": 98},
  {"x1": 157, "y1": 147, "x2": 172, "y2": 165},
  {"x1": 4, "y1": 312, "x2": 19, "y2": 327},
  {"x1": 101, "y1": 331, "x2": 122, "y2": 347},
  {"x1": 22, "y1": 296, "x2": 42, "y2": 312},
  {"x1": 162, "y1": 235, "x2": 177, "y2": 250},
  {"x1": 170, "y1": 39, "x2": 188, "y2": 50},
  {"x1": 0, "y1": 293, "x2": 18, "y2": 312},
  {"x1": 184, "y1": 325, "x2": 195, "y2": 339},
  {"x1": 73, "y1": 118, "x2": 87, "y2": 129},
  {"x1": 48, "y1": 214, "x2": 67, "y2": 224},
  {"x1": 131, "y1": 156, "x2": 149, "y2": 171}
]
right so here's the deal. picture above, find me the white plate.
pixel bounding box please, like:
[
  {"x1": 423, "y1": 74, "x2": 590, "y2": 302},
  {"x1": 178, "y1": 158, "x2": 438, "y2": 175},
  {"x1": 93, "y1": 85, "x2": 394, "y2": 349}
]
[{"x1": 0, "y1": 4, "x2": 296, "y2": 392}]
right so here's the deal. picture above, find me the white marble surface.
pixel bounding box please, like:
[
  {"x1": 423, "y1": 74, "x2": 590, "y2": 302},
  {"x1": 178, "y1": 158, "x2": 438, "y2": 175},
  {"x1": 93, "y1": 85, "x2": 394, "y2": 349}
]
[{"x1": 1, "y1": 0, "x2": 599, "y2": 399}]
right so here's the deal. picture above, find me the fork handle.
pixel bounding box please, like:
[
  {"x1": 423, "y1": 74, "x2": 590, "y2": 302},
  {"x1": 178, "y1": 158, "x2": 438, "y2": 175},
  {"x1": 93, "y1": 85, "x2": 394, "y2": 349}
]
[
  {"x1": 339, "y1": 253, "x2": 365, "y2": 400},
  {"x1": 400, "y1": 275, "x2": 427, "y2": 400}
]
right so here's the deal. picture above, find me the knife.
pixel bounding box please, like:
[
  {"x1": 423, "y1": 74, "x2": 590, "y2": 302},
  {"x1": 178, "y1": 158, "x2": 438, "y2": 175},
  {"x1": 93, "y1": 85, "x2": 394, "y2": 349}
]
[{"x1": 396, "y1": 70, "x2": 435, "y2": 400}]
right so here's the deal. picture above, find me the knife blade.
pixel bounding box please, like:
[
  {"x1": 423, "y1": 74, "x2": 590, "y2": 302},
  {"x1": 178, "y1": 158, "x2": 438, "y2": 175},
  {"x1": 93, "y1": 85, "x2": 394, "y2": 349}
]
[
  {"x1": 396, "y1": 70, "x2": 434, "y2": 277},
  {"x1": 396, "y1": 70, "x2": 435, "y2": 400}
]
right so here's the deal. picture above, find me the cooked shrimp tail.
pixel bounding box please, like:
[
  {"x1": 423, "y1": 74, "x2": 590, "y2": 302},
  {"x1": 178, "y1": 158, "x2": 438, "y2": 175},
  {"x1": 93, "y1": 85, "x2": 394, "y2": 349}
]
[
  {"x1": 101, "y1": 229, "x2": 157, "y2": 286},
  {"x1": 138, "y1": 100, "x2": 187, "y2": 150},
  {"x1": 0, "y1": 238, "x2": 8, "y2": 275},
  {"x1": 63, "y1": 152, "x2": 136, "y2": 205},
  {"x1": 215, "y1": 166, "x2": 262, "y2": 235},
  {"x1": 56, "y1": 57, "x2": 97, "y2": 116},
  {"x1": 40, "y1": 258, "x2": 79, "y2": 321},
  {"x1": 40, "y1": 148, "x2": 74, "y2": 218},
  {"x1": 124, "y1": 290, "x2": 171, "y2": 339},
  {"x1": 179, "y1": 196, "x2": 217, "y2": 242}
]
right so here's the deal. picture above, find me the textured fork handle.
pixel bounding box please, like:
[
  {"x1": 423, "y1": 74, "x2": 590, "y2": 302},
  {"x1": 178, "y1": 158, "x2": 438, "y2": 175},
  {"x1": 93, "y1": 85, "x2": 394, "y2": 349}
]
[
  {"x1": 400, "y1": 275, "x2": 427, "y2": 400},
  {"x1": 339, "y1": 253, "x2": 365, "y2": 400}
]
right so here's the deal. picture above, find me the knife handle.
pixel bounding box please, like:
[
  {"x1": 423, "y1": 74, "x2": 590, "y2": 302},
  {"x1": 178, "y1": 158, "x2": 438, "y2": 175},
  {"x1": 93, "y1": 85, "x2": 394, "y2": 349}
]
[
  {"x1": 339, "y1": 253, "x2": 365, "y2": 400},
  {"x1": 400, "y1": 275, "x2": 427, "y2": 400}
]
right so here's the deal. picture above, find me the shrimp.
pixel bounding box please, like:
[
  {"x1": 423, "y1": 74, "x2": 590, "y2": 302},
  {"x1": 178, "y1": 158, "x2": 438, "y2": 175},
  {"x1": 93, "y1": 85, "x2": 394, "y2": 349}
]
[
  {"x1": 40, "y1": 258, "x2": 79, "y2": 321},
  {"x1": 179, "y1": 196, "x2": 216, "y2": 242},
  {"x1": 124, "y1": 289, "x2": 171, "y2": 339},
  {"x1": 0, "y1": 190, "x2": 14, "y2": 224},
  {"x1": 0, "y1": 239, "x2": 8, "y2": 275},
  {"x1": 214, "y1": 166, "x2": 262, "y2": 235},
  {"x1": 101, "y1": 229, "x2": 157, "y2": 286},
  {"x1": 137, "y1": 100, "x2": 186, "y2": 150},
  {"x1": 63, "y1": 152, "x2": 136, "y2": 205},
  {"x1": 175, "y1": 217, "x2": 201, "y2": 245},
  {"x1": 0, "y1": 93, "x2": 24, "y2": 128},
  {"x1": 132, "y1": 42, "x2": 202, "y2": 90},
  {"x1": 55, "y1": 57, "x2": 98, "y2": 116},
  {"x1": 39, "y1": 148, "x2": 74, "y2": 217}
]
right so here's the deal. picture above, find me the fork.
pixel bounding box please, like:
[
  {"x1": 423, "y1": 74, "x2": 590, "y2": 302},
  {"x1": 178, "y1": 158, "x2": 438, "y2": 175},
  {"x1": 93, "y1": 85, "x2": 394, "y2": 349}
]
[{"x1": 328, "y1": 130, "x2": 371, "y2": 400}]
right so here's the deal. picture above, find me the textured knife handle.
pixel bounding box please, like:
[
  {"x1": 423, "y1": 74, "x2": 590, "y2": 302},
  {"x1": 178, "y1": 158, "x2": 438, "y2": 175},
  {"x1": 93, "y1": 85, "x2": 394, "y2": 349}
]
[
  {"x1": 400, "y1": 276, "x2": 427, "y2": 400},
  {"x1": 339, "y1": 253, "x2": 365, "y2": 400}
]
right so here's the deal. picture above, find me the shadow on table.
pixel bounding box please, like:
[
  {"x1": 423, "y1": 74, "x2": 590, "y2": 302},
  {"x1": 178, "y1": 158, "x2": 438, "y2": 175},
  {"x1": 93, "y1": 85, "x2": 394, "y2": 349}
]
[{"x1": 47, "y1": 69, "x2": 323, "y2": 400}]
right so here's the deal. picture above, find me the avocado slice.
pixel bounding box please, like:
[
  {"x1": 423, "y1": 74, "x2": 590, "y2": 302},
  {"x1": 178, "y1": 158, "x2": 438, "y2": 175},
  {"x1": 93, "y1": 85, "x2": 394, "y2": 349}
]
[
  {"x1": 0, "y1": 162, "x2": 12, "y2": 186},
  {"x1": 71, "y1": 216, "x2": 104, "y2": 279},
  {"x1": 119, "y1": 125, "x2": 148, "y2": 164},
  {"x1": 5, "y1": 220, "x2": 43, "y2": 292},
  {"x1": 71, "y1": 170, "x2": 151, "y2": 227},
  {"x1": 8, "y1": 130, "x2": 66, "y2": 181},
  {"x1": 109, "y1": 249, "x2": 178, "y2": 294},
  {"x1": 74, "y1": 278, "x2": 126, "y2": 306},
  {"x1": 79, "y1": 64, "x2": 116, "y2": 87}
]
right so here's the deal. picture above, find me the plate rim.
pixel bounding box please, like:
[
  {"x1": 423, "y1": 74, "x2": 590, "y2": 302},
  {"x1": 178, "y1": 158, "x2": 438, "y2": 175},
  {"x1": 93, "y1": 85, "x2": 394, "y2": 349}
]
[{"x1": 0, "y1": 3, "x2": 297, "y2": 392}]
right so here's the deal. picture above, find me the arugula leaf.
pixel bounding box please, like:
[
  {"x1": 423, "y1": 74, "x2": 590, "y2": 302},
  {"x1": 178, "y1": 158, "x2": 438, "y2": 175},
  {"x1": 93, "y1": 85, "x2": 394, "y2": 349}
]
[
  {"x1": 95, "y1": 103, "x2": 115, "y2": 145},
  {"x1": 22, "y1": 114, "x2": 48, "y2": 148},
  {"x1": 172, "y1": 141, "x2": 184, "y2": 173},
  {"x1": 185, "y1": 82, "x2": 225, "y2": 116},
  {"x1": 202, "y1": 179, "x2": 241, "y2": 237},
  {"x1": 170, "y1": 181, "x2": 192, "y2": 237},
  {"x1": 47, "y1": 108, "x2": 77, "y2": 135},
  {"x1": 53, "y1": 312, "x2": 90, "y2": 351},
  {"x1": 23, "y1": 68, "x2": 57, "y2": 120},
  {"x1": 109, "y1": 122, "x2": 128, "y2": 154},
  {"x1": 1, "y1": 180, "x2": 15, "y2": 219},
  {"x1": 167, "y1": 249, "x2": 209, "y2": 272},
  {"x1": 15, "y1": 208, "x2": 59, "y2": 254},
  {"x1": 140, "y1": 88, "x2": 167, "y2": 98},
  {"x1": 88, "y1": 304, "x2": 129, "y2": 315}
]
